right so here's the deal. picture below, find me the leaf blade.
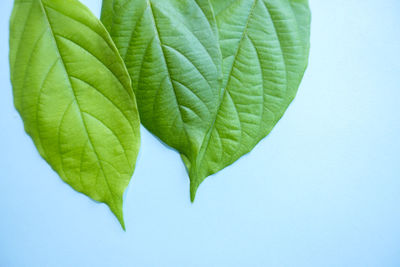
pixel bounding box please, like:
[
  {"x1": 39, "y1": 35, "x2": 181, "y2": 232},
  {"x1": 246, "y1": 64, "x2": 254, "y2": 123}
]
[
  {"x1": 188, "y1": 0, "x2": 311, "y2": 198},
  {"x1": 102, "y1": 0, "x2": 310, "y2": 200},
  {"x1": 101, "y1": 0, "x2": 222, "y2": 166},
  {"x1": 10, "y1": 0, "x2": 141, "y2": 228}
]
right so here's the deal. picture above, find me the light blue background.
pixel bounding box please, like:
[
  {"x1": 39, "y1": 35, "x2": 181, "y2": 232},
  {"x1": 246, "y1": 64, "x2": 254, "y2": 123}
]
[{"x1": 1, "y1": 0, "x2": 400, "y2": 266}]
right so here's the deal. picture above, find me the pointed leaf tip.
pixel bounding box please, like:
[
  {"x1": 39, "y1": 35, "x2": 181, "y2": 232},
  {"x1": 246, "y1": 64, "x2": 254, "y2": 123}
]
[
  {"x1": 190, "y1": 180, "x2": 199, "y2": 203},
  {"x1": 108, "y1": 202, "x2": 126, "y2": 231}
]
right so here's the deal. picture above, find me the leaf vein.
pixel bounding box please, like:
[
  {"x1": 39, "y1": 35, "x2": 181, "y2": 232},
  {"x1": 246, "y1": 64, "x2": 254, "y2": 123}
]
[{"x1": 40, "y1": 0, "x2": 118, "y2": 202}]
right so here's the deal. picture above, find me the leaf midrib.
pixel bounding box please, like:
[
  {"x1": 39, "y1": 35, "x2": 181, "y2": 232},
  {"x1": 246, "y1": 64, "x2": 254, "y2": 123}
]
[
  {"x1": 193, "y1": 0, "x2": 258, "y2": 180},
  {"x1": 147, "y1": 0, "x2": 192, "y2": 157},
  {"x1": 39, "y1": 0, "x2": 117, "y2": 202}
]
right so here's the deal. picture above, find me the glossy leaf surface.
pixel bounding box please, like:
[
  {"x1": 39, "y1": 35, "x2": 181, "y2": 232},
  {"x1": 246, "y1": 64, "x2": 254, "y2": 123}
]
[
  {"x1": 102, "y1": 0, "x2": 310, "y2": 200},
  {"x1": 10, "y1": 0, "x2": 141, "y2": 228}
]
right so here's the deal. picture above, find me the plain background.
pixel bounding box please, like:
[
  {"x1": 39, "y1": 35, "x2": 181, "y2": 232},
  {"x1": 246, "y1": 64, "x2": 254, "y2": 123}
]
[{"x1": 1, "y1": 0, "x2": 400, "y2": 266}]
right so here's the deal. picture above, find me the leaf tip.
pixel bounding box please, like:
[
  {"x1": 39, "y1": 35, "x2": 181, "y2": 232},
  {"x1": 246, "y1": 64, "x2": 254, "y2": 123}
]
[
  {"x1": 108, "y1": 201, "x2": 126, "y2": 231},
  {"x1": 190, "y1": 180, "x2": 199, "y2": 203},
  {"x1": 118, "y1": 217, "x2": 126, "y2": 231}
]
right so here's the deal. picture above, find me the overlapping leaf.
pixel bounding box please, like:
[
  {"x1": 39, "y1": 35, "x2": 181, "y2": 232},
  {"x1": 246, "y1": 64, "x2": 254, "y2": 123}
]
[
  {"x1": 101, "y1": 0, "x2": 222, "y2": 165},
  {"x1": 10, "y1": 0, "x2": 141, "y2": 228},
  {"x1": 102, "y1": 0, "x2": 311, "y2": 200}
]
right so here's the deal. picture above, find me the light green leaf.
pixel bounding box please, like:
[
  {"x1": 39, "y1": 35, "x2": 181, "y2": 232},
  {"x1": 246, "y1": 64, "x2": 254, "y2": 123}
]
[
  {"x1": 101, "y1": 0, "x2": 310, "y2": 201},
  {"x1": 10, "y1": 0, "x2": 141, "y2": 229}
]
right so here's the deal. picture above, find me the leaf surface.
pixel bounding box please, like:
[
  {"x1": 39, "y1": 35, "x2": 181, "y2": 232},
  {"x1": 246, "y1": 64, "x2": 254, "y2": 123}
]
[
  {"x1": 192, "y1": 0, "x2": 311, "y2": 198},
  {"x1": 10, "y1": 0, "x2": 141, "y2": 229},
  {"x1": 101, "y1": 0, "x2": 310, "y2": 200},
  {"x1": 101, "y1": 0, "x2": 222, "y2": 177}
]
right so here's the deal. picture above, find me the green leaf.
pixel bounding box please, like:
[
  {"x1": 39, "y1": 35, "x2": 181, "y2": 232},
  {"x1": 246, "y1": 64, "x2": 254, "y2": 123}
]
[
  {"x1": 100, "y1": 0, "x2": 222, "y2": 178},
  {"x1": 101, "y1": 0, "x2": 310, "y2": 201},
  {"x1": 10, "y1": 0, "x2": 141, "y2": 229},
  {"x1": 191, "y1": 0, "x2": 311, "y2": 198}
]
